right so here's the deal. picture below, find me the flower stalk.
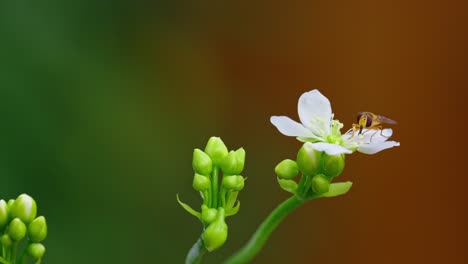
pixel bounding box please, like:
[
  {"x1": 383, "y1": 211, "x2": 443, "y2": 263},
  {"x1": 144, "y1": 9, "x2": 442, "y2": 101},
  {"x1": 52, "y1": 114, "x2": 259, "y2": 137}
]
[{"x1": 224, "y1": 195, "x2": 304, "y2": 264}]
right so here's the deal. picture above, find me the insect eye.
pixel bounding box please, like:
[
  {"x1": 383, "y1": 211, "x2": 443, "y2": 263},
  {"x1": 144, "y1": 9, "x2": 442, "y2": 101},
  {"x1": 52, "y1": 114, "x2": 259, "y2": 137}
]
[
  {"x1": 366, "y1": 115, "x2": 372, "y2": 127},
  {"x1": 356, "y1": 113, "x2": 363, "y2": 123}
]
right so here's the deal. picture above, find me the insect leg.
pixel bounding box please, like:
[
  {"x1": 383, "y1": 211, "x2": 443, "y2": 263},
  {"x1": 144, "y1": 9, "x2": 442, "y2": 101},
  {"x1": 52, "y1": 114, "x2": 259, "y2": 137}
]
[
  {"x1": 379, "y1": 127, "x2": 390, "y2": 138},
  {"x1": 348, "y1": 124, "x2": 359, "y2": 139},
  {"x1": 370, "y1": 126, "x2": 383, "y2": 142}
]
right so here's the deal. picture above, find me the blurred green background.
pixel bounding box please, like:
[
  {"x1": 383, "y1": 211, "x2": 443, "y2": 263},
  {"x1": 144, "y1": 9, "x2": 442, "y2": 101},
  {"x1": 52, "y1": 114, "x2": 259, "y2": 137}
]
[{"x1": 1, "y1": 0, "x2": 466, "y2": 263}]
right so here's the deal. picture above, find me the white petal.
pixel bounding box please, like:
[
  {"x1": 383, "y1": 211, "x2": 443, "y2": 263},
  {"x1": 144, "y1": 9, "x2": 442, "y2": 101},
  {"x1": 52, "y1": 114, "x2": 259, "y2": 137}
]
[
  {"x1": 298, "y1": 90, "x2": 332, "y2": 134},
  {"x1": 305, "y1": 142, "x2": 352, "y2": 155},
  {"x1": 357, "y1": 141, "x2": 400, "y2": 154},
  {"x1": 343, "y1": 128, "x2": 393, "y2": 144},
  {"x1": 270, "y1": 116, "x2": 314, "y2": 138}
]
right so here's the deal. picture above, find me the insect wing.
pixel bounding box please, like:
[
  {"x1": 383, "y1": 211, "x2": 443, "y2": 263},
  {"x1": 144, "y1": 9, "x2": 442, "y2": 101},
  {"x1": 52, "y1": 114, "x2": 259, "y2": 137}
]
[{"x1": 376, "y1": 114, "x2": 397, "y2": 124}]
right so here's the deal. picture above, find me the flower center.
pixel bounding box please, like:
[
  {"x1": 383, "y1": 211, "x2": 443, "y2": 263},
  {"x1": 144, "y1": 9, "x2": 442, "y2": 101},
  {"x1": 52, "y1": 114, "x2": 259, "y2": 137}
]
[{"x1": 327, "y1": 134, "x2": 344, "y2": 145}]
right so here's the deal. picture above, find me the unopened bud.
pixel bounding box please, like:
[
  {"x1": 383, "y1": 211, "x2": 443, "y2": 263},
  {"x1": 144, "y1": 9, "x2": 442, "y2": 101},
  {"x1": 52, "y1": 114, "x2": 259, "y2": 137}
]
[
  {"x1": 275, "y1": 159, "x2": 299, "y2": 180},
  {"x1": 8, "y1": 218, "x2": 26, "y2": 241},
  {"x1": 0, "y1": 200, "x2": 8, "y2": 229},
  {"x1": 296, "y1": 143, "x2": 322, "y2": 176},
  {"x1": 7, "y1": 199, "x2": 14, "y2": 220},
  {"x1": 201, "y1": 205, "x2": 217, "y2": 225},
  {"x1": 27, "y1": 243, "x2": 46, "y2": 259},
  {"x1": 203, "y1": 208, "x2": 228, "y2": 252},
  {"x1": 28, "y1": 216, "x2": 48, "y2": 243},
  {"x1": 192, "y1": 149, "x2": 213, "y2": 175},
  {"x1": 222, "y1": 176, "x2": 245, "y2": 191},
  {"x1": 0, "y1": 234, "x2": 12, "y2": 247},
  {"x1": 220, "y1": 148, "x2": 245, "y2": 175},
  {"x1": 10, "y1": 194, "x2": 37, "y2": 224},
  {"x1": 204, "y1": 137, "x2": 228, "y2": 166},
  {"x1": 193, "y1": 174, "x2": 211, "y2": 192},
  {"x1": 311, "y1": 174, "x2": 330, "y2": 194},
  {"x1": 322, "y1": 154, "x2": 345, "y2": 178}
]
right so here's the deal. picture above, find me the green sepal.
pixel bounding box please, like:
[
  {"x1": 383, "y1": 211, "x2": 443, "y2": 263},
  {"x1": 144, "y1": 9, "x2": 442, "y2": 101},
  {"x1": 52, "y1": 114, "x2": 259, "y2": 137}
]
[
  {"x1": 277, "y1": 177, "x2": 298, "y2": 194},
  {"x1": 321, "y1": 182, "x2": 353, "y2": 197},
  {"x1": 176, "y1": 194, "x2": 201, "y2": 219},
  {"x1": 225, "y1": 191, "x2": 238, "y2": 210},
  {"x1": 225, "y1": 200, "x2": 240, "y2": 217}
]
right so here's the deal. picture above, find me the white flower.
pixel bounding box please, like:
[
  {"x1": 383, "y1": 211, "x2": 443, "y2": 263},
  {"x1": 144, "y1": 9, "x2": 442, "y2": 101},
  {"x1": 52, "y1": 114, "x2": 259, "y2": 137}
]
[{"x1": 270, "y1": 89, "x2": 400, "y2": 155}]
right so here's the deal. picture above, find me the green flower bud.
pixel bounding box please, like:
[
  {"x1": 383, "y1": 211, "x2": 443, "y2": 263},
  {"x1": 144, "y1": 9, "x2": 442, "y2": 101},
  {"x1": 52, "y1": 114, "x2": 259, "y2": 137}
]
[
  {"x1": 192, "y1": 149, "x2": 213, "y2": 175},
  {"x1": 311, "y1": 174, "x2": 330, "y2": 194},
  {"x1": 296, "y1": 144, "x2": 322, "y2": 176},
  {"x1": 0, "y1": 200, "x2": 9, "y2": 229},
  {"x1": 1, "y1": 234, "x2": 12, "y2": 247},
  {"x1": 193, "y1": 173, "x2": 211, "y2": 192},
  {"x1": 7, "y1": 199, "x2": 14, "y2": 220},
  {"x1": 27, "y1": 243, "x2": 46, "y2": 259},
  {"x1": 204, "y1": 137, "x2": 228, "y2": 166},
  {"x1": 275, "y1": 159, "x2": 299, "y2": 180},
  {"x1": 8, "y1": 218, "x2": 26, "y2": 241},
  {"x1": 10, "y1": 194, "x2": 37, "y2": 224},
  {"x1": 220, "y1": 148, "x2": 245, "y2": 175},
  {"x1": 222, "y1": 175, "x2": 245, "y2": 191},
  {"x1": 28, "y1": 216, "x2": 48, "y2": 242},
  {"x1": 201, "y1": 205, "x2": 217, "y2": 225},
  {"x1": 203, "y1": 208, "x2": 228, "y2": 252},
  {"x1": 322, "y1": 154, "x2": 345, "y2": 178}
]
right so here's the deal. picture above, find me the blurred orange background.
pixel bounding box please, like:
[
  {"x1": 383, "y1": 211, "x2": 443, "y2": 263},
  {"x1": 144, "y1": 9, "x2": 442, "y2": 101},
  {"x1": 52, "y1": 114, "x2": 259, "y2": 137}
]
[{"x1": 1, "y1": 0, "x2": 466, "y2": 263}]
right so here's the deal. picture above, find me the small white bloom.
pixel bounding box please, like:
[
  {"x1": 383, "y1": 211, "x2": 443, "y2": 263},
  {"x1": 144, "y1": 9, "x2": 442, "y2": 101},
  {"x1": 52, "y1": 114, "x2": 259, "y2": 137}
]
[{"x1": 270, "y1": 89, "x2": 400, "y2": 155}]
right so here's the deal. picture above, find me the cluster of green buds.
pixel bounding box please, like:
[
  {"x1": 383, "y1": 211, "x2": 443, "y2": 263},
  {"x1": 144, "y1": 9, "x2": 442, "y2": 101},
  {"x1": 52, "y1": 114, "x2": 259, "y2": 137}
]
[
  {"x1": 178, "y1": 137, "x2": 246, "y2": 252},
  {"x1": 0, "y1": 194, "x2": 47, "y2": 264},
  {"x1": 275, "y1": 143, "x2": 352, "y2": 199}
]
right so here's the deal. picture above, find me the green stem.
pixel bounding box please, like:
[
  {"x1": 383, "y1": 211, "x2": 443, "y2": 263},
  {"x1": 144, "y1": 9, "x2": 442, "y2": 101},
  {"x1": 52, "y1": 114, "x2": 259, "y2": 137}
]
[
  {"x1": 18, "y1": 241, "x2": 31, "y2": 264},
  {"x1": 11, "y1": 242, "x2": 18, "y2": 264},
  {"x1": 0, "y1": 256, "x2": 10, "y2": 264},
  {"x1": 185, "y1": 233, "x2": 207, "y2": 264},
  {"x1": 219, "y1": 188, "x2": 226, "y2": 208},
  {"x1": 224, "y1": 195, "x2": 304, "y2": 264},
  {"x1": 211, "y1": 167, "x2": 219, "y2": 208}
]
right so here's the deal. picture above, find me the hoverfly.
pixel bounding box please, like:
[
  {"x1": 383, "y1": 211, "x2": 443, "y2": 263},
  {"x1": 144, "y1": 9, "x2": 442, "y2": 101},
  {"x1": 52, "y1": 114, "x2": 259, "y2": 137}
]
[{"x1": 349, "y1": 112, "x2": 397, "y2": 140}]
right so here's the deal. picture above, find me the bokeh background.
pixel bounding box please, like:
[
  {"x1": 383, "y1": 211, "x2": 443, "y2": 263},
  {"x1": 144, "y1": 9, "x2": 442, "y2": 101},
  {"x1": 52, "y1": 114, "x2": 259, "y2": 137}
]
[{"x1": 1, "y1": 0, "x2": 466, "y2": 263}]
